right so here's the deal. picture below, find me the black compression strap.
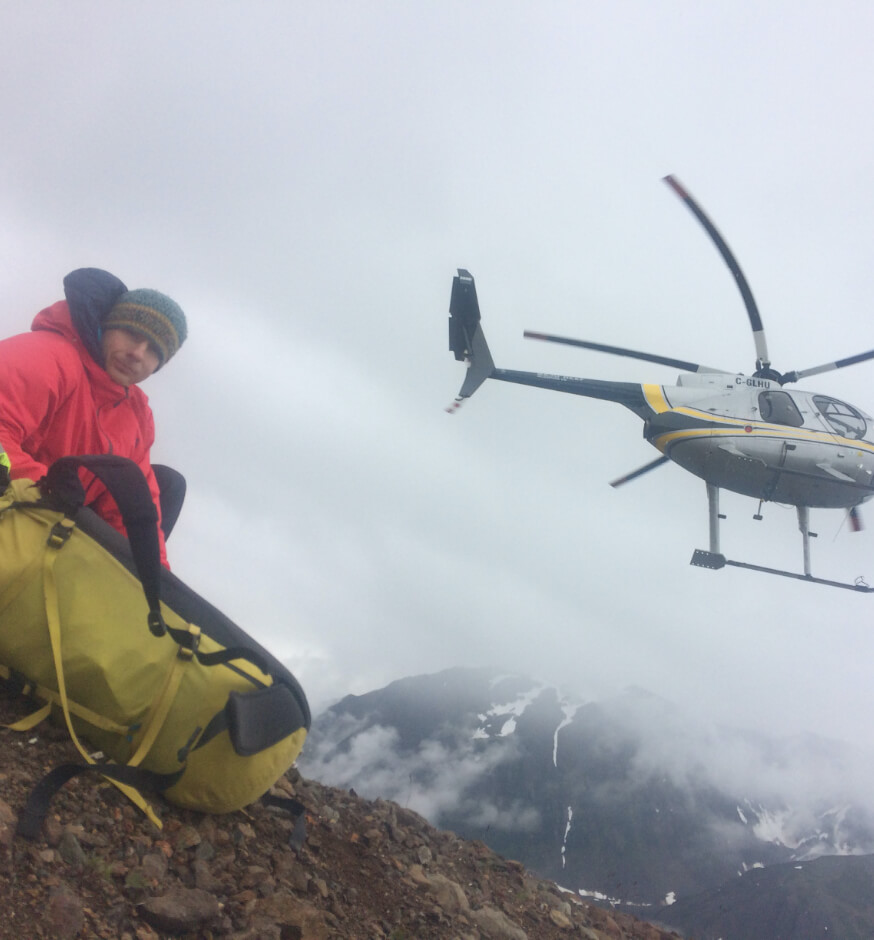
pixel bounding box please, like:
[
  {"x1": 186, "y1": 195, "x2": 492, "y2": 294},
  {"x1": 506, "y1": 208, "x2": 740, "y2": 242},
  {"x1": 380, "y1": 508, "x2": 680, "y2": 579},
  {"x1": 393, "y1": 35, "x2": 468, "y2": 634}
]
[
  {"x1": 260, "y1": 793, "x2": 307, "y2": 851},
  {"x1": 16, "y1": 762, "x2": 184, "y2": 841},
  {"x1": 163, "y1": 623, "x2": 273, "y2": 676},
  {"x1": 41, "y1": 456, "x2": 165, "y2": 634},
  {"x1": 261, "y1": 793, "x2": 306, "y2": 817}
]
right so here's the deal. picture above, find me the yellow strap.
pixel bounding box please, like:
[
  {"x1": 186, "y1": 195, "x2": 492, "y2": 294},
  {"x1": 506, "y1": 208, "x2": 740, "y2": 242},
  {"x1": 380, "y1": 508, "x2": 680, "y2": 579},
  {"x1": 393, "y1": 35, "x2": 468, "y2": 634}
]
[
  {"x1": 42, "y1": 526, "x2": 162, "y2": 829},
  {"x1": 4, "y1": 701, "x2": 51, "y2": 731},
  {"x1": 0, "y1": 663, "x2": 129, "y2": 736},
  {"x1": 125, "y1": 627, "x2": 199, "y2": 767}
]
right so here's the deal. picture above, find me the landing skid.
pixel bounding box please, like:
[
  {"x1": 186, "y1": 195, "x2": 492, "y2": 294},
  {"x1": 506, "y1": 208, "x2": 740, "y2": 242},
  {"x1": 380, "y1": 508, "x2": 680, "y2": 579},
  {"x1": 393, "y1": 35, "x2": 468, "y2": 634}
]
[
  {"x1": 690, "y1": 549, "x2": 874, "y2": 592},
  {"x1": 690, "y1": 483, "x2": 874, "y2": 593}
]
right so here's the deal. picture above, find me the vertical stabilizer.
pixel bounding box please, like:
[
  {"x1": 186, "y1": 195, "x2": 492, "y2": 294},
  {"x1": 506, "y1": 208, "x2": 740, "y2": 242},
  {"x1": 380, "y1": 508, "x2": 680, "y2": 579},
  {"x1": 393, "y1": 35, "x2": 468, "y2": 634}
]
[{"x1": 448, "y1": 269, "x2": 495, "y2": 400}]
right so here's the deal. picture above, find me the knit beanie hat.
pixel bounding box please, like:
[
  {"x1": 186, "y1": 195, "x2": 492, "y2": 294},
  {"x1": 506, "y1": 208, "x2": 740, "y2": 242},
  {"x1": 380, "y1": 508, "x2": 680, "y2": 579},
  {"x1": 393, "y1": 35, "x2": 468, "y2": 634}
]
[{"x1": 103, "y1": 288, "x2": 187, "y2": 366}]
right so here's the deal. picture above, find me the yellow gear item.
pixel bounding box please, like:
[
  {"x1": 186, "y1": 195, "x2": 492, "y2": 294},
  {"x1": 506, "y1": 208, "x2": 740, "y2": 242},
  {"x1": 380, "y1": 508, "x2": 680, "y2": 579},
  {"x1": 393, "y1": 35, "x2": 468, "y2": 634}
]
[{"x1": 0, "y1": 463, "x2": 309, "y2": 830}]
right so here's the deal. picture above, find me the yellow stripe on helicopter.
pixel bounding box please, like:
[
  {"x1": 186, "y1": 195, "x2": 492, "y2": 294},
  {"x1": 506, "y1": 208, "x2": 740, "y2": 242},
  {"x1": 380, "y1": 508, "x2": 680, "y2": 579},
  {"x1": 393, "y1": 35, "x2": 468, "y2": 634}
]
[{"x1": 652, "y1": 421, "x2": 874, "y2": 454}]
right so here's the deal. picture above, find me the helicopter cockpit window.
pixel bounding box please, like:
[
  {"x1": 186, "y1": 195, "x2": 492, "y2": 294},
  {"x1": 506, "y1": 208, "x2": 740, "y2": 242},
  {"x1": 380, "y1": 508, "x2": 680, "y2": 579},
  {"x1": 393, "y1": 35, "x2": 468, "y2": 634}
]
[
  {"x1": 813, "y1": 396, "x2": 867, "y2": 439},
  {"x1": 758, "y1": 390, "x2": 804, "y2": 427}
]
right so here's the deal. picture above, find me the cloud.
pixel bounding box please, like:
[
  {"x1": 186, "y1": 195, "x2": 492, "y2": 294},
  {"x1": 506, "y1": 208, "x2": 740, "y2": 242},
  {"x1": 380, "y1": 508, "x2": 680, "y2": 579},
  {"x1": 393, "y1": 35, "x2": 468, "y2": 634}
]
[
  {"x1": 593, "y1": 689, "x2": 874, "y2": 855},
  {"x1": 302, "y1": 717, "x2": 539, "y2": 832}
]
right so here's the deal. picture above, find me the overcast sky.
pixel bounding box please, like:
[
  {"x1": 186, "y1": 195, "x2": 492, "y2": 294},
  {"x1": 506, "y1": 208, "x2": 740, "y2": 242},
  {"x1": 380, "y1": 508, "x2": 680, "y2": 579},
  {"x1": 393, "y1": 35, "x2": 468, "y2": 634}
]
[{"x1": 3, "y1": 2, "x2": 874, "y2": 750}]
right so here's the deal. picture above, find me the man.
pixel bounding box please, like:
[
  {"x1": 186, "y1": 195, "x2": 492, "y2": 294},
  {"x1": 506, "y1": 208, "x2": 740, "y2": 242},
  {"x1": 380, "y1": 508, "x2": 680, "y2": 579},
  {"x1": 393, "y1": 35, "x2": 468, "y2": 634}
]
[{"x1": 0, "y1": 268, "x2": 187, "y2": 567}]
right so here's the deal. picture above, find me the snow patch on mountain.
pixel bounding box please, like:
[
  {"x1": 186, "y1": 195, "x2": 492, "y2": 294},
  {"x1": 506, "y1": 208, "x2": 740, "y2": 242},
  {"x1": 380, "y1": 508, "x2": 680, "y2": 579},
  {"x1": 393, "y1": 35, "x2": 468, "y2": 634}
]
[
  {"x1": 474, "y1": 682, "x2": 546, "y2": 739},
  {"x1": 553, "y1": 701, "x2": 580, "y2": 767},
  {"x1": 561, "y1": 806, "x2": 573, "y2": 869},
  {"x1": 730, "y1": 797, "x2": 874, "y2": 862}
]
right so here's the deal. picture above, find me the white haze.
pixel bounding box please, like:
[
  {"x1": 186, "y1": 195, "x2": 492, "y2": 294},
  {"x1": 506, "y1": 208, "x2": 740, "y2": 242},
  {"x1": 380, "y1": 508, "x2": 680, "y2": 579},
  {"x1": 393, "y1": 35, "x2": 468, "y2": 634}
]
[
  {"x1": 304, "y1": 677, "x2": 874, "y2": 855},
  {"x1": 2, "y1": 3, "x2": 874, "y2": 773},
  {"x1": 300, "y1": 714, "x2": 541, "y2": 833}
]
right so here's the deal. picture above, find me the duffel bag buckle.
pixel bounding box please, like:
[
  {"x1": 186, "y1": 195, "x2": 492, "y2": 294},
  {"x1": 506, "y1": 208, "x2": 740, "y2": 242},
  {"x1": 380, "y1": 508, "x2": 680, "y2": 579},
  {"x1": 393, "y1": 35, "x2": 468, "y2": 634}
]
[
  {"x1": 47, "y1": 519, "x2": 75, "y2": 548},
  {"x1": 177, "y1": 624, "x2": 201, "y2": 660}
]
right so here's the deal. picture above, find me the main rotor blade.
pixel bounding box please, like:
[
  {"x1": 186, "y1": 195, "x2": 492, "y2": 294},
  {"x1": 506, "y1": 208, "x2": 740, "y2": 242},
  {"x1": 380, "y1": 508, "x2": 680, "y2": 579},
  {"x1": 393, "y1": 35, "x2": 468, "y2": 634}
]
[
  {"x1": 663, "y1": 175, "x2": 771, "y2": 372},
  {"x1": 781, "y1": 348, "x2": 874, "y2": 384},
  {"x1": 523, "y1": 330, "x2": 725, "y2": 374},
  {"x1": 610, "y1": 456, "x2": 670, "y2": 488}
]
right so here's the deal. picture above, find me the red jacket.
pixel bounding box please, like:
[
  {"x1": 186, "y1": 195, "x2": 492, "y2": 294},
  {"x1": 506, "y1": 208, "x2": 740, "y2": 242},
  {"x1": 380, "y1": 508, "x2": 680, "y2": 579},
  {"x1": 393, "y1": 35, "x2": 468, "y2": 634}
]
[{"x1": 0, "y1": 299, "x2": 169, "y2": 567}]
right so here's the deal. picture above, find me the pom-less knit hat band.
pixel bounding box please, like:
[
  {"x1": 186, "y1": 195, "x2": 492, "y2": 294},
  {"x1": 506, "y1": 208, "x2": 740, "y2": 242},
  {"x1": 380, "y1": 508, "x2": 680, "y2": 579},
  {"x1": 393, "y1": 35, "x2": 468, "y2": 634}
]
[{"x1": 103, "y1": 288, "x2": 187, "y2": 366}]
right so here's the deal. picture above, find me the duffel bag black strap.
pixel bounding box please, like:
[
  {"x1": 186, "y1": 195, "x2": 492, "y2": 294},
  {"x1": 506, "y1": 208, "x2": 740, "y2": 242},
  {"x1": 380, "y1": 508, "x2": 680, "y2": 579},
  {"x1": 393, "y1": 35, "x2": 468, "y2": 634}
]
[
  {"x1": 16, "y1": 762, "x2": 185, "y2": 841},
  {"x1": 260, "y1": 793, "x2": 308, "y2": 851},
  {"x1": 41, "y1": 455, "x2": 166, "y2": 636}
]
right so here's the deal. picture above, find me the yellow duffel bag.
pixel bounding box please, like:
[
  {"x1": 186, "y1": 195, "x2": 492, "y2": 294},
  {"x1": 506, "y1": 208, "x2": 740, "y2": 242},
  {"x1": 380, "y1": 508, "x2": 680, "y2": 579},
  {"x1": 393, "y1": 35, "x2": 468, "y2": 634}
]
[{"x1": 0, "y1": 455, "x2": 309, "y2": 835}]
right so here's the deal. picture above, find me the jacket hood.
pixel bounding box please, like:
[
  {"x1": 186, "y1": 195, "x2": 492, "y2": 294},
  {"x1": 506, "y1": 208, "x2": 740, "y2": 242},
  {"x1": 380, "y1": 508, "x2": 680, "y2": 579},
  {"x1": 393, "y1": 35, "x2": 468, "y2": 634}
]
[{"x1": 62, "y1": 268, "x2": 128, "y2": 365}]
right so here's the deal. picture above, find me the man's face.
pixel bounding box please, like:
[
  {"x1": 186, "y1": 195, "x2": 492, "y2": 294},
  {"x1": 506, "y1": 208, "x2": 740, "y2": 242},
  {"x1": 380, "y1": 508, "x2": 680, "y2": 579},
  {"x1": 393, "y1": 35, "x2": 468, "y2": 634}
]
[{"x1": 101, "y1": 328, "x2": 161, "y2": 387}]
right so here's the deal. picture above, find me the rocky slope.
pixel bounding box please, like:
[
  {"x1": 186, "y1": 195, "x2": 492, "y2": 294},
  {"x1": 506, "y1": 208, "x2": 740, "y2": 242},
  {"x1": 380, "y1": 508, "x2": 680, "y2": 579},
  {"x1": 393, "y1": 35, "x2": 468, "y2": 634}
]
[{"x1": 0, "y1": 693, "x2": 680, "y2": 939}]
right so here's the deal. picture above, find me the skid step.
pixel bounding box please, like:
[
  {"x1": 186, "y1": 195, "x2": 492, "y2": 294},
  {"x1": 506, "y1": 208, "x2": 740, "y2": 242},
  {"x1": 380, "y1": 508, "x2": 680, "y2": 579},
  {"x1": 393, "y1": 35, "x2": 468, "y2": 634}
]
[{"x1": 690, "y1": 549, "x2": 726, "y2": 570}]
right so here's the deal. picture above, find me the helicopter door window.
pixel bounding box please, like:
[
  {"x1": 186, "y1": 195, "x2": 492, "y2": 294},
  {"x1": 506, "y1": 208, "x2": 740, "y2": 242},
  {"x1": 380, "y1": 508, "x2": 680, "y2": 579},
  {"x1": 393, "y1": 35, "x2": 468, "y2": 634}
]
[
  {"x1": 758, "y1": 390, "x2": 804, "y2": 427},
  {"x1": 813, "y1": 396, "x2": 867, "y2": 439}
]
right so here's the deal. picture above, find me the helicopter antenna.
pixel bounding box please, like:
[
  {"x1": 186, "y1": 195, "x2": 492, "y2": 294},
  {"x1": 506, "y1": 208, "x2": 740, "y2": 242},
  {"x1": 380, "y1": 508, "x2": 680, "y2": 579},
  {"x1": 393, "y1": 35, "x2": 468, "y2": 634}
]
[{"x1": 663, "y1": 175, "x2": 775, "y2": 380}]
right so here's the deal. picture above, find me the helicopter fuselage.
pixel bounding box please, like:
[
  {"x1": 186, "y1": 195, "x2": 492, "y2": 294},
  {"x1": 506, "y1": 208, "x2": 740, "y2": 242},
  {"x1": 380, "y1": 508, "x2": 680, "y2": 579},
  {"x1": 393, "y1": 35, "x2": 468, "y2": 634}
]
[
  {"x1": 490, "y1": 367, "x2": 874, "y2": 510},
  {"x1": 643, "y1": 372, "x2": 874, "y2": 509}
]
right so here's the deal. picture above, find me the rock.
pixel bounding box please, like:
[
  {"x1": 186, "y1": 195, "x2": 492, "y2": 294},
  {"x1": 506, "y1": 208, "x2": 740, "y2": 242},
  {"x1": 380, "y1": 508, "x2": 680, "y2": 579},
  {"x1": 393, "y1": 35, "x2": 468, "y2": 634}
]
[
  {"x1": 406, "y1": 863, "x2": 431, "y2": 886},
  {"x1": 42, "y1": 813, "x2": 63, "y2": 848},
  {"x1": 309, "y1": 876, "x2": 329, "y2": 899},
  {"x1": 285, "y1": 864, "x2": 310, "y2": 894},
  {"x1": 57, "y1": 830, "x2": 86, "y2": 869},
  {"x1": 579, "y1": 929, "x2": 606, "y2": 940},
  {"x1": 232, "y1": 925, "x2": 282, "y2": 940},
  {"x1": 424, "y1": 872, "x2": 470, "y2": 914},
  {"x1": 138, "y1": 887, "x2": 221, "y2": 933},
  {"x1": 125, "y1": 867, "x2": 151, "y2": 890},
  {"x1": 173, "y1": 824, "x2": 201, "y2": 850},
  {"x1": 548, "y1": 907, "x2": 573, "y2": 929},
  {"x1": 193, "y1": 857, "x2": 223, "y2": 892},
  {"x1": 254, "y1": 892, "x2": 330, "y2": 938},
  {"x1": 470, "y1": 905, "x2": 529, "y2": 940},
  {"x1": 47, "y1": 883, "x2": 85, "y2": 939},
  {"x1": 195, "y1": 838, "x2": 216, "y2": 861},
  {"x1": 140, "y1": 852, "x2": 168, "y2": 883}
]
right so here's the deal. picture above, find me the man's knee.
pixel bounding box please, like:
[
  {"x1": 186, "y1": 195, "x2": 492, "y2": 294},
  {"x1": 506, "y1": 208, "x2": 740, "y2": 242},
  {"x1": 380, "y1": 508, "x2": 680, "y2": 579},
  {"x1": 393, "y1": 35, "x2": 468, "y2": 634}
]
[{"x1": 153, "y1": 465, "x2": 186, "y2": 539}]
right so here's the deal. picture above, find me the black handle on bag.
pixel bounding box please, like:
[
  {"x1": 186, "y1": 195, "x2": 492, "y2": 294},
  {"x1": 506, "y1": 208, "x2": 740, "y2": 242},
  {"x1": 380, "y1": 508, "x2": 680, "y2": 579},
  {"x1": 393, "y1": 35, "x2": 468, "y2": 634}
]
[{"x1": 41, "y1": 456, "x2": 166, "y2": 635}]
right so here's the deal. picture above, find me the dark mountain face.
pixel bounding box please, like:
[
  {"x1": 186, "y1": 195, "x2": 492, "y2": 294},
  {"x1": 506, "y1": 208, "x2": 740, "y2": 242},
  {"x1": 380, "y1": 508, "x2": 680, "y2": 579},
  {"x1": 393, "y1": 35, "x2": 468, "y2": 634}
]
[
  {"x1": 656, "y1": 854, "x2": 874, "y2": 940},
  {"x1": 300, "y1": 667, "x2": 874, "y2": 919}
]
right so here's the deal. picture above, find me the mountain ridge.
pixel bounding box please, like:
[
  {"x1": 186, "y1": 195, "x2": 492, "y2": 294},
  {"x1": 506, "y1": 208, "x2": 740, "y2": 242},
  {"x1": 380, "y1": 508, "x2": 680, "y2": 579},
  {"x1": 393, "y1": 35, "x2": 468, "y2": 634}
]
[{"x1": 301, "y1": 666, "x2": 874, "y2": 937}]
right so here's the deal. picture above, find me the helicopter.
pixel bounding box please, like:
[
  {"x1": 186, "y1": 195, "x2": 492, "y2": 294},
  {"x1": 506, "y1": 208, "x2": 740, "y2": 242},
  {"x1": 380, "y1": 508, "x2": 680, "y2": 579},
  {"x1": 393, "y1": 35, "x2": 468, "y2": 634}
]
[{"x1": 446, "y1": 175, "x2": 874, "y2": 593}]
